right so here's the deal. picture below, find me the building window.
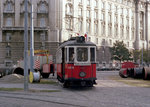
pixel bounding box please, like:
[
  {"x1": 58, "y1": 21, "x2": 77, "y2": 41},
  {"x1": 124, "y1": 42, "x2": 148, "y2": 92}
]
[
  {"x1": 66, "y1": 4, "x2": 73, "y2": 15},
  {"x1": 79, "y1": 0, "x2": 82, "y2": 3},
  {"x1": 108, "y1": 14, "x2": 111, "y2": 23},
  {"x1": 6, "y1": 33, "x2": 11, "y2": 42},
  {"x1": 115, "y1": 6, "x2": 118, "y2": 13},
  {"x1": 96, "y1": 38, "x2": 98, "y2": 44},
  {"x1": 127, "y1": 9, "x2": 129, "y2": 17},
  {"x1": 87, "y1": 22, "x2": 90, "y2": 33},
  {"x1": 94, "y1": 11, "x2": 98, "y2": 19},
  {"x1": 114, "y1": 16, "x2": 117, "y2": 23},
  {"x1": 94, "y1": 24, "x2": 98, "y2": 34},
  {"x1": 140, "y1": 30, "x2": 144, "y2": 40},
  {"x1": 121, "y1": 28, "x2": 124, "y2": 37},
  {"x1": 6, "y1": 17, "x2": 12, "y2": 27},
  {"x1": 101, "y1": 25, "x2": 105, "y2": 35},
  {"x1": 132, "y1": 19, "x2": 134, "y2": 27},
  {"x1": 101, "y1": 13, "x2": 105, "y2": 21},
  {"x1": 78, "y1": 8, "x2": 82, "y2": 16},
  {"x1": 127, "y1": 42, "x2": 129, "y2": 47},
  {"x1": 5, "y1": 2, "x2": 13, "y2": 11},
  {"x1": 115, "y1": 27, "x2": 118, "y2": 36},
  {"x1": 121, "y1": 8, "x2": 123, "y2": 14},
  {"x1": 131, "y1": 11, "x2": 134, "y2": 18},
  {"x1": 108, "y1": 26, "x2": 112, "y2": 36},
  {"x1": 101, "y1": 2, "x2": 104, "y2": 9},
  {"x1": 132, "y1": 30, "x2": 134, "y2": 39},
  {"x1": 120, "y1": 0, "x2": 123, "y2": 3},
  {"x1": 66, "y1": 18, "x2": 73, "y2": 30},
  {"x1": 108, "y1": 4, "x2": 111, "y2": 11},
  {"x1": 109, "y1": 39, "x2": 112, "y2": 45},
  {"x1": 78, "y1": 21, "x2": 82, "y2": 31},
  {"x1": 94, "y1": 0, "x2": 98, "y2": 7},
  {"x1": 6, "y1": 46, "x2": 11, "y2": 57},
  {"x1": 87, "y1": 10, "x2": 90, "y2": 18},
  {"x1": 88, "y1": 37, "x2": 91, "y2": 41},
  {"x1": 126, "y1": 19, "x2": 129, "y2": 26},
  {"x1": 126, "y1": 28, "x2": 129, "y2": 39},
  {"x1": 140, "y1": 12, "x2": 144, "y2": 28},
  {"x1": 121, "y1": 17, "x2": 123, "y2": 25},
  {"x1": 87, "y1": 0, "x2": 90, "y2": 6},
  {"x1": 40, "y1": 33, "x2": 46, "y2": 41},
  {"x1": 40, "y1": 17, "x2": 46, "y2": 27},
  {"x1": 102, "y1": 39, "x2": 105, "y2": 45}
]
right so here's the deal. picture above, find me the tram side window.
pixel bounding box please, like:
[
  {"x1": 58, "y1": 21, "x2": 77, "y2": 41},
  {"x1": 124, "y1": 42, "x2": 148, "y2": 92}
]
[
  {"x1": 90, "y1": 48, "x2": 95, "y2": 62},
  {"x1": 77, "y1": 48, "x2": 88, "y2": 62},
  {"x1": 69, "y1": 47, "x2": 74, "y2": 62}
]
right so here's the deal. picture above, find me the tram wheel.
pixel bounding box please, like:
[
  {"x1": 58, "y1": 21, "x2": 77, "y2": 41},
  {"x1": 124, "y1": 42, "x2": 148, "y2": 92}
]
[
  {"x1": 63, "y1": 81, "x2": 69, "y2": 88},
  {"x1": 41, "y1": 73, "x2": 50, "y2": 78}
]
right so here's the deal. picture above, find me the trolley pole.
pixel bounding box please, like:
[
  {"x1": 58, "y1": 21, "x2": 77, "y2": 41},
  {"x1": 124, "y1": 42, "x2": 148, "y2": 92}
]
[
  {"x1": 24, "y1": 0, "x2": 29, "y2": 91},
  {"x1": 30, "y1": 1, "x2": 34, "y2": 73}
]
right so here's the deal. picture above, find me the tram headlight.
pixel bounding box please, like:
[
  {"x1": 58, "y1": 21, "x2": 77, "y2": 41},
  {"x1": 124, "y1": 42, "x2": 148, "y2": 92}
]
[{"x1": 79, "y1": 72, "x2": 86, "y2": 77}]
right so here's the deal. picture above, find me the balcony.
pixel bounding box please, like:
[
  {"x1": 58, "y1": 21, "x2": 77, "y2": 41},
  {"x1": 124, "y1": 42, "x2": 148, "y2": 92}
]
[
  {"x1": 2, "y1": 27, "x2": 48, "y2": 31},
  {"x1": 3, "y1": 10, "x2": 15, "y2": 14}
]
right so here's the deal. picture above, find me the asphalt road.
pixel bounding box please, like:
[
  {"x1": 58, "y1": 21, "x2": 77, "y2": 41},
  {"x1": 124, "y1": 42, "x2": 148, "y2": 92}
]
[{"x1": 0, "y1": 71, "x2": 150, "y2": 107}]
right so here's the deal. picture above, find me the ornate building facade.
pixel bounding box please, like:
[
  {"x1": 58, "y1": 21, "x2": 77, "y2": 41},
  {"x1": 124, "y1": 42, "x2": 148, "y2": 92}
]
[
  {"x1": 58, "y1": 0, "x2": 150, "y2": 67},
  {"x1": 0, "y1": 0, "x2": 150, "y2": 67},
  {"x1": 0, "y1": 0, "x2": 59, "y2": 66}
]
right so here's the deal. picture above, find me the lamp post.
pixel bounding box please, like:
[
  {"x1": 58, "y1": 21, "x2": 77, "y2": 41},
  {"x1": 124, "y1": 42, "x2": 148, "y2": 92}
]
[{"x1": 24, "y1": 0, "x2": 28, "y2": 91}]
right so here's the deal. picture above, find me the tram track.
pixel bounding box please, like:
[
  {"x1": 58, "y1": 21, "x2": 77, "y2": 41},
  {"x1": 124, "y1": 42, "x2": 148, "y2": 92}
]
[{"x1": 0, "y1": 91, "x2": 86, "y2": 107}]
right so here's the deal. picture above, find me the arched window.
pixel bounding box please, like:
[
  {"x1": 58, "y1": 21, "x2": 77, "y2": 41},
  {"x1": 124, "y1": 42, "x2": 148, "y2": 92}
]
[
  {"x1": 40, "y1": 17, "x2": 46, "y2": 27},
  {"x1": 4, "y1": 1, "x2": 14, "y2": 12},
  {"x1": 66, "y1": 4, "x2": 73, "y2": 15},
  {"x1": 7, "y1": 2, "x2": 12, "y2": 11},
  {"x1": 40, "y1": 3, "x2": 46, "y2": 12},
  {"x1": 38, "y1": 1, "x2": 48, "y2": 13}
]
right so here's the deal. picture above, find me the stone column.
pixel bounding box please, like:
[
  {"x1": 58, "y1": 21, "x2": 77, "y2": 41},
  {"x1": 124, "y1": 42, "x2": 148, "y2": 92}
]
[
  {"x1": 145, "y1": 1, "x2": 149, "y2": 50},
  {"x1": 135, "y1": 0, "x2": 140, "y2": 50}
]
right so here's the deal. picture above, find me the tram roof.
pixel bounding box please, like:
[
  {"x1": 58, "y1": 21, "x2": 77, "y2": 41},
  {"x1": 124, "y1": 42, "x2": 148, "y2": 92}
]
[{"x1": 59, "y1": 38, "x2": 96, "y2": 48}]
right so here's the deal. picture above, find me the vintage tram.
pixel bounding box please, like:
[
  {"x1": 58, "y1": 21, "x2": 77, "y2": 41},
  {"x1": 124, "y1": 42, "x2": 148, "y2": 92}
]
[{"x1": 56, "y1": 36, "x2": 97, "y2": 87}]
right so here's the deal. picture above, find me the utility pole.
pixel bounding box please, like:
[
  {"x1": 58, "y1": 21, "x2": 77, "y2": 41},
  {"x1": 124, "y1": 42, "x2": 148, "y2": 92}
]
[
  {"x1": 30, "y1": 0, "x2": 34, "y2": 73},
  {"x1": 24, "y1": 0, "x2": 28, "y2": 91}
]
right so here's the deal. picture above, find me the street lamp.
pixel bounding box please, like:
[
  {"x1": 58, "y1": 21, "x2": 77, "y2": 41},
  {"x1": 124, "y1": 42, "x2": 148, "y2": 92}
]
[{"x1": 24, "y1": 0, "x2": 28, "y2": 91}]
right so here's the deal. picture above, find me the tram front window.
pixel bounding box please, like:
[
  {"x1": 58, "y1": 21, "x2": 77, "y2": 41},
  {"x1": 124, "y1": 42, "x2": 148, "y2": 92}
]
[{"x1": 77, "y1": 48, "x2": 88, "y2": 62}]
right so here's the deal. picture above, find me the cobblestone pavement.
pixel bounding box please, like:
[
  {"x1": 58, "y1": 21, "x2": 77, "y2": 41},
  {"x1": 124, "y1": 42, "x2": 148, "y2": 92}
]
[{"x1": 0, "y1": 71, "x2": 150, "y2": 107}]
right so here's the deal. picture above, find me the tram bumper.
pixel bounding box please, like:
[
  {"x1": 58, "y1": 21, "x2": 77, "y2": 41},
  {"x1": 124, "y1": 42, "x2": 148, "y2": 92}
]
[{"x1": 65, "y1": 77, "x2": 97, "y2": 87}]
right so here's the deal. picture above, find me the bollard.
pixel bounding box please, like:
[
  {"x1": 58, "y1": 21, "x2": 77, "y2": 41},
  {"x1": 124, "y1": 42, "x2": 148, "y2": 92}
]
[{"x1": 29, "y1": 71, "x2": 41, "y2": 83}]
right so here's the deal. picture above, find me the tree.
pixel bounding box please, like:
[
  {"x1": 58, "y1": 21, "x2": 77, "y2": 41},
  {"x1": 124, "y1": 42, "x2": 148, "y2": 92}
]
[
  {"x1": 109, "y1": 41, "x2": 133, "y2": 62},
  {"x1": 133, "y1": 49, "x2": 150, "y2": 65},
  {"x1": 133, "y1": 50, "x2": 140, "y2": 63}
]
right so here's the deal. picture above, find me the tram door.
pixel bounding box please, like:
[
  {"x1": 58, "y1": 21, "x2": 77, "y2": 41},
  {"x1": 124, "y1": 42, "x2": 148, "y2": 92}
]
[{"x1": 61, "y1": 48, "x2": 65, "y2": 79}]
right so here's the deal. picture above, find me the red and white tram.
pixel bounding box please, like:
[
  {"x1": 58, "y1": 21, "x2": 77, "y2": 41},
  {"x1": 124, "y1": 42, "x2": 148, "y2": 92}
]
[{"x1": 56, "y1": 36, "x2": 97, "y2": 87}]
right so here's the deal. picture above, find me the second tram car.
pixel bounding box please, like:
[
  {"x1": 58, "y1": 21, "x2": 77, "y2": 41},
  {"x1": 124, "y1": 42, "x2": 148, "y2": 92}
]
[{"x1": 56, "y1": 36, "x2": 97, "y2": 87}]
